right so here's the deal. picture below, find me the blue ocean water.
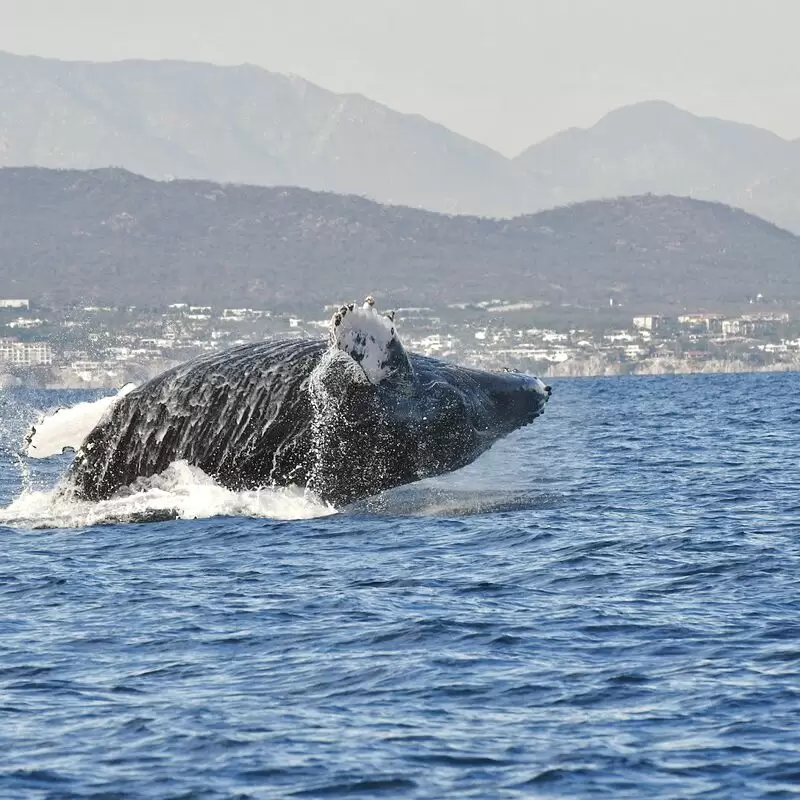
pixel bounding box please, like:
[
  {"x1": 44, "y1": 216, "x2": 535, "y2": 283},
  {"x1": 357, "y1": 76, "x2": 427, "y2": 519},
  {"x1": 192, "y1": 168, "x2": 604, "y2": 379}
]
[{"x1": 1, "y1": 372, "x2": 799, "y2": 798}]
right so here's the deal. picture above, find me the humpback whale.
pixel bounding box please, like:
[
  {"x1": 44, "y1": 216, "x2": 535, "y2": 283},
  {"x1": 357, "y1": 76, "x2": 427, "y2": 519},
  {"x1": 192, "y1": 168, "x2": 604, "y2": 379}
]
[{"x1": 60, "y1": 301, "x2": 551, "y2": 507}]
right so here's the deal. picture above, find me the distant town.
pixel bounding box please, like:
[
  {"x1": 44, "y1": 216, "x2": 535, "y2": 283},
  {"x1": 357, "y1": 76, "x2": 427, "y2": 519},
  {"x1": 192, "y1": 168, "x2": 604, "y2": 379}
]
[{"x1": 1, "y1": 296, "x2": 799, "y2": 389}]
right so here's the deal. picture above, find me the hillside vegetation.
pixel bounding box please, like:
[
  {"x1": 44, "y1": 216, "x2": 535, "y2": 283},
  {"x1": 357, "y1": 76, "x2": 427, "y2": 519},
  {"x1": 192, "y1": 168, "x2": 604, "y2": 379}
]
[{"x1": 1, "y1": 167, "x2": 798, "y2": 313}]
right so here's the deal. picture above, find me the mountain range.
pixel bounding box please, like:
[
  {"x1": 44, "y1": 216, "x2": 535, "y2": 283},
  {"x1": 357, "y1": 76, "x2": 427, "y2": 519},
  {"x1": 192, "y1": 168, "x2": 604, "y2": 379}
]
[
  {"x1": 1, "y1": 167, "x2": 798, "y2": 314},
  {"x1": 2, "y1": 52, "x2": 800, "y2": 231},
  {"x1": 516, "y1": 101, "x2": 800, "y2": 235}
]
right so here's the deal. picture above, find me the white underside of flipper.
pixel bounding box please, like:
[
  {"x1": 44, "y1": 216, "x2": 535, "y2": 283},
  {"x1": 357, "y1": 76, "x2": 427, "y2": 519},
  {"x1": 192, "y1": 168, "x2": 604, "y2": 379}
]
[
  {"x1": 329, "y1": 301, "x2": 406, "y2": 385},
  {"x1": 23, "y1": 383, "x2": 137, "y2": 458}
]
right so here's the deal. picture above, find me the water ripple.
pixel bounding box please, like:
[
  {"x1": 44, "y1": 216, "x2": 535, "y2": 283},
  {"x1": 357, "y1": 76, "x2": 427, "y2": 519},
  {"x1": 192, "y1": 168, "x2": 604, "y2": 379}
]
[{"x1": 2, "y1": 373, "x2": 800, "y2": 797}]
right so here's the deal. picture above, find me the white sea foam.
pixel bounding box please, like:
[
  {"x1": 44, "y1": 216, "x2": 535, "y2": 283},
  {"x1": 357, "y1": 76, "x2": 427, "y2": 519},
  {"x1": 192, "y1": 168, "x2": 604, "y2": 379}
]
[{"x1": 0, "y1": 460, "x2": 335, "y2": 530}]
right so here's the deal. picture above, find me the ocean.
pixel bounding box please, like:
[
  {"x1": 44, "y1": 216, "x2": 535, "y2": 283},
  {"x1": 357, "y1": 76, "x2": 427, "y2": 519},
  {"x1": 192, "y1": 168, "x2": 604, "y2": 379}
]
[{"x1": 1, "y1": 372, "x2": 799, "y2": 798}]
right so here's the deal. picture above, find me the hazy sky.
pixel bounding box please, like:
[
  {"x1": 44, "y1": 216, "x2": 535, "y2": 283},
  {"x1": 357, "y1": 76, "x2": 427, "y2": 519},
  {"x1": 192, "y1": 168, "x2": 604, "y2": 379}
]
[{"x1": 2, "y1": 0, "x2": 798, "y2": 155}]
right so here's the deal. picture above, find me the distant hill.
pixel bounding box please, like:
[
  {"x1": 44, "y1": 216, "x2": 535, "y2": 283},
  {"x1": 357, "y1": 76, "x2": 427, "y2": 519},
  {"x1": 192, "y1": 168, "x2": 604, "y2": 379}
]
[
  {"x1": 0, "y1": 51, "x2": 524, "y2": 217},
  {"x1": 514, "y1": 100, "x2": 800, "y2": 233},
  {"x1": 4, "y1": 52, "x2": 800, "y2": 231},
  {"x1": 1, "y1": 167, "x2": 798, "y2": 314}
]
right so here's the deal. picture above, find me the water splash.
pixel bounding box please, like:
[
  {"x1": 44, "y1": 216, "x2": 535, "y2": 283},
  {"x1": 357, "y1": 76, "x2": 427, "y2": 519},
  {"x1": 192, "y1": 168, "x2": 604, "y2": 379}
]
[
  {"x1": 0, "y1": 460, "x2": 334, "y2": 530},
  {"x1": 344, "y1": 486, "x2": 564, "y2": 517},
  {"x1": 306, "y1": 349, "x2": 367, "y2": 495}
]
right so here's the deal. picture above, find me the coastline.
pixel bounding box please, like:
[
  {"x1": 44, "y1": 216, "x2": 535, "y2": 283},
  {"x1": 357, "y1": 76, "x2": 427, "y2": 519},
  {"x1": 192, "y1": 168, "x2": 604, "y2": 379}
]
[
  {"x1": 2, "y1": 356, "x2": 799, "y2": 390},
  {"x1": 545, "y1": 356, "x2": 800, "y2": 378}
]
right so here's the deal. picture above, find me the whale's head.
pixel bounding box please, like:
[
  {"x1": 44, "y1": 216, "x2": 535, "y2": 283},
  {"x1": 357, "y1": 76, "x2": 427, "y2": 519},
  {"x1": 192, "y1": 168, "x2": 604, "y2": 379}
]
[
  {"x1": 307, "y1": 301, "x2": 550, "y2": 506},
  {"x1": 387, "y1": 356, "x2": 551, "y2": 480}
]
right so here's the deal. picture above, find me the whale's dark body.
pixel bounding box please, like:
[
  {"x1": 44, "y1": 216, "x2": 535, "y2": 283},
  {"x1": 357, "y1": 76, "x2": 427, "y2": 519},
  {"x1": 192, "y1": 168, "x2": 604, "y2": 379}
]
[{"x1": 64, "y1": 336, "x2": 550, "y2": 506}]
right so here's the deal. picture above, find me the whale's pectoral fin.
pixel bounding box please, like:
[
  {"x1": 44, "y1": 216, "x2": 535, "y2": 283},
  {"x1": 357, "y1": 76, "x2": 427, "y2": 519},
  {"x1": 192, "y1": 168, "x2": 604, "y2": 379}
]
[
  {"x1": 22, "y1": 383, "x2": 137, "y2": 458},
  {"x1": 329, "y1": 300, "x2": 414, "y2": 386}
]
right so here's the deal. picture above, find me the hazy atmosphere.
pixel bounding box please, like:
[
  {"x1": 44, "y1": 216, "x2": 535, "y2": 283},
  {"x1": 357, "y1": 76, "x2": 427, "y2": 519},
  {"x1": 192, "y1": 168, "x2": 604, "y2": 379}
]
[{"x1": 2, "y1": 0, "x2": 799, "y2": 154}]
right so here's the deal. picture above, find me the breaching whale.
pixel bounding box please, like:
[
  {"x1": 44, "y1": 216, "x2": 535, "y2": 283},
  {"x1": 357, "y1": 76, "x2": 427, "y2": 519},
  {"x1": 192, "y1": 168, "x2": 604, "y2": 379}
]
[{"x1": 56, "y1": 300, "x2": 551, "y2": 507}]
